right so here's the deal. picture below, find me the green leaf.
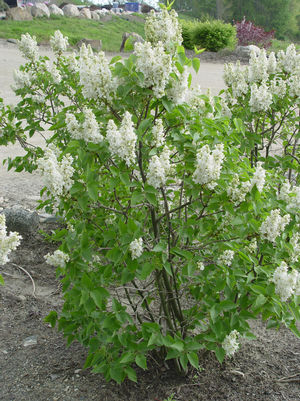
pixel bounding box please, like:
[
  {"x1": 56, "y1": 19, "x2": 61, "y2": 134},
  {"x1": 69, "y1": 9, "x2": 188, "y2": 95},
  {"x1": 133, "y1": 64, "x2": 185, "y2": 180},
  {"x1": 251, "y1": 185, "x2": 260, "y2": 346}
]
[
  {"x1": 253, "y1": 294, "x2": 266, "y2": 310},
  {"x1": 109, "y1": 366, "x2": 125, "y2": 384},
  {"x1": 215, "y1": 347, "x2": 226, "y2": 363},
  {"x1": 187, "y1": 352, "x2": 199, "y2": 369},
  {"x1": 119, "y1": 351, "x2": 134, "y2": 364},
  {"x1": 90, "y1": 287, "x2": 110, "y2": 308},
  {"x1": 135, "y1": 354, "x2": 147, "y2": 370},
  {"x1": 192, "y1": 57, "x2": 200, "y2": 73},
  {"x1": 0, "y1": 274, "x2": 4, "y2": 285},
  {"x1": 44, "y1": 311, "x2": 58, "y2": 328},
  {"x1": 124, "y1": 366, "x2": 137, "y2": 382}
]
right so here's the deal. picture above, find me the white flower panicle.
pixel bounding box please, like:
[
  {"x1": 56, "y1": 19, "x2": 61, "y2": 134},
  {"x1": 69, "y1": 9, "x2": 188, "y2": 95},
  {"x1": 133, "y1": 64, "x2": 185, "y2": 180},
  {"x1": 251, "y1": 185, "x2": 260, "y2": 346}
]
[
  {"x1": 290, "y1": 233, "x2": 300, "y2": 263},
  {"x1": 288, "y1": 74, "x2": 300, "y2": 99},
  {"x1": 152, "y1": 118, "x2": 165, "y2": 147},
  {"x1": 259, "y1": 209, "x2": 290, "y2": 243},
  {"x1": 32, "y1": 93, "x2": 46, "y2": 104},
  {"x1": 79, "y1": 44, "x2": 116, "y2": 101},
  {"x1": 166, "y1": 68, "x2": 189, "y2": 105},
  {"x1": 134, "y1": 41, "x2": 173, "y2": 98},
  {"x1": 18, "y1": 33, "x2": 39, "y2": 61},
  {"x1": 45, "y1": 60, "x2": 62, "y2": 84},
  {"x1": 50, "y1": 30, "x2": 69, "y2": 54},
  {"x1": 218, "y1": 250, "x2": 235, "y2": 267},
  {"x1": 193, "y1": 144, "x2": 225, "y2": 190},
  {"x1": 248, "y1": 48, "x2": 269, "y2": 83},
  {"x1": 223, "y1": 62, "x2": 248, "y2": 98},
  {"x1": 227, "y1": 174, "x2": 251, "y2": 205},
  {"x1": 0, "y1": 214, "x2": 22, "y2": 265},
  {"x1": 270, "y1": 77, "x2": 287, "y2": 98},
  {"x1": 66, "y1": 108, "x2": 103, "y2": 144},
  {"x1": 277, "y1": 44, "x2": 300, "y2": 74},
  {"x1": 251, "y1": 162, "x2": 266, "y2": 192},
  {"x1": 13, "y1": 69, "x2": 32, "y2": 90},
  {"x1": 37, "y1": 146, "x2": 74, "y2": 199},
  {"x1": 272, "y1": 261, "x2": 298, "y2": 301},
  {"x1": 129, "y1": 238, "x2": 143, "y2": 259},
  {"x1": 45, "y1": 250, "x2": 70, "y2": 268},
  {"x1": 249, "y1": 81, "x2": 273, "y2": 112},
  {"x1": 278, "y1": 180, "x2": 300, "y2": 211},
  {"x1": 222, "y1": 330, "x2": 240, "y2": 357},
  {"x1": 147, "y1": 146, "x2": 172, "y2": 189},
  {"x1": 106, "y1": 112, "x2": 137, "y2": 166},
  {"x1": 144, "y1": 9, "x2": 182, "y2": 52}
]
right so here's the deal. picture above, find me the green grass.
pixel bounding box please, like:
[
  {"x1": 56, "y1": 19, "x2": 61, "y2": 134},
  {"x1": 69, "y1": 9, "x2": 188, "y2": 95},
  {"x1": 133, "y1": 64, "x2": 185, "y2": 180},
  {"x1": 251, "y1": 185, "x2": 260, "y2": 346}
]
[
  {"x1": 0, "y1": 15, "x2": 146, "y2": 51},
  {"x1": 269, "y1": 39, "x2": 300, "y2": 53}
]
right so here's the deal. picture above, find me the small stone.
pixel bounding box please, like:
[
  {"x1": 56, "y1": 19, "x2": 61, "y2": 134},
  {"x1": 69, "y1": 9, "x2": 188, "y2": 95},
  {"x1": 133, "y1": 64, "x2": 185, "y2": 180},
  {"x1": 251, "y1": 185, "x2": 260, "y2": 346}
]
[
  {"x1": 50, "y1": 373, "x2": 60, "y2": 381},
  {"x1": 3, "y1": 206, "x2": 39, "y2": 235},
  {"x1": 23, "y1": 335, "x2": 38, "y2": 347},
  {"x1": 7, "y1": 38, "x2": 18, "y2": 44},
  {"x1": 74, "y1": 369, "x2": 82, "y2": 374}
]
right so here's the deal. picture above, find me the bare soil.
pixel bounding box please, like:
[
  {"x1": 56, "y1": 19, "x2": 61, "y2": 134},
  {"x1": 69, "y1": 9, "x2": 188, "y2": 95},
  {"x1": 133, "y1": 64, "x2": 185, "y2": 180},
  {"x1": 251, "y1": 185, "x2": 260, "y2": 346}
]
[{"x1": 0, "y1": 39, "x2": 299, "y2": 401}]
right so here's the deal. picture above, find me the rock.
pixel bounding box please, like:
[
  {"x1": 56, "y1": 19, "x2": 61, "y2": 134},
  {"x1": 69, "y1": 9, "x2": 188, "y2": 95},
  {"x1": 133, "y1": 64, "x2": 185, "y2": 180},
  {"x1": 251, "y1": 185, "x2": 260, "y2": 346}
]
[
  {"x1": 91, "y1": 10, "x2": 100, "y2": 20},
  {"x1": 235, "y1": 45, "x2": 260, "y2": 58},
  {"x1": 7, "y1": 38, "x2": 18, "y2": 44},
  {"x1": 23, "y1": 335, "x2": 38, "y2": 347},
  {"x1": 6, "y1": 7, "x2": 33, "y2": 21},
  {"x1": 48, "y1": 4, "x2": 64, "y2": 16},
  {"x1": 120, "y1": 32, "x2": 144, "y2": 52},
  {"x1": 77, "y1": 39, "x2": 102, "y2": 52},
  {"x1": 79, "y1": 8, "x2": 91, "y2": 19},
  {"x1": 62, "y1": 4, "x2": 79, "y2": 17},
  {"x1": 31, "y1": 3, "x2": 50, "y2": 18},
  {"x1": 3, "y1": 206, "x2": 39, "y2": 236}
]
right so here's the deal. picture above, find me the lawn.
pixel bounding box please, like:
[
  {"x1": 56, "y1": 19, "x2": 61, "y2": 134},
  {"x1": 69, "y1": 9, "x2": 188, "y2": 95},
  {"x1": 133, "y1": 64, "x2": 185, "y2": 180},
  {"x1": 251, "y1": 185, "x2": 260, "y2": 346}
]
[{"x1": 0, "y1": 15, "x2": 146, "y2": 51}]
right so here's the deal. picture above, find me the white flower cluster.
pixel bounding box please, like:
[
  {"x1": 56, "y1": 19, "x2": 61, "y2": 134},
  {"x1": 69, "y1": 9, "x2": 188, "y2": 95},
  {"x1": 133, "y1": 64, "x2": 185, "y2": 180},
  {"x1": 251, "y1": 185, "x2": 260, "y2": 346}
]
[
  {"x1": 278, "y1": 180, "x2": 300, "y2": 212},
  {"x1": 277, "y1": 44, "x2": 300, "y2": 74},
  {"x1": 151, "y1": 119, "x2": 165, "y2": 147},
  {"x1": 259, "y1": 209, "x2": 290, "y2": 244},
  {"x1": 79, "y1": 44, "x2": 116, "y2": 101},
  {"x1": 223, "y1": 62, "x2": 248, "y2": 98},
  {"x1": 45, "y1": 249, "x2": 70, "y2": 268},
  {"x1": 290, "y1": 233, "x2": 300, "y2": 263},
  {"x1": 245, "y1": 238, "x2": 258, "y2": 254},
  {"x1": 251, "y1": 162, "x2": 266, "y2": 192},
  {"x1": 272, "y1": 261, "x2": 298, "y2": 301},
  {"x1": 248, "y1": 48, "x2": 271, "y2": 82},
  {"x1": 106, "y1": 111, "x2": 137, "y2": 166},
  {"x1": 13, "y1": 69, "x2": 32, "y2": 90},
  {"x1": 197, "y1": 261, "x2": 205, "y2": 271},
  {"x1": 249, "y1": 81, "x2": 273, "y2": 112},
  {"x1": 37, "y1": 146, "x2": 74, "y2": 199},
  {"x1": 270, "y1": 77, "x2": 287, "y2": 98},
  {"x1": 66, "y1": 108, "x2": 103, "y2": 144},
  {"x1": 0, "y1": 214, "x2": 22, "y2": 265},
  {"x1": 222, "y1": 330, "x2": 240, "y2": 357},
  {"x1": 227, "y1": 174, "x2": 251, "y2": 205},
  {"x1": 288, "y1": 74, "x2": 300, "y2": 99},
  {"x1": 50, "y1": 30, "x2": 69, "y2": 54},
  {"x1": 18, "y1": 33, "x2": 39, "y2": 61},
  {"x1": 217, "y1": 250, "x2": 235, "y2": 267},
  {"x1": 147, "y1": 146, "x2": 172, "y2": 189},
  {"x1": 166, "y1": 68, "x2": 189, "y2": 105},
  {"x1": 193, "y1": 144, "x2": 225, "y2": 190},
  {"x1": 45, "y1": 60, "x2": 62, "y2": 84},
  {"x1": 129, "y1": 238, "x2": 143, "y2": 259},
  {"x1": 32, "y1": 93, "x2": 46, "y2": 104},
  {"x1": 134, "y1": 41, "x2": 173, "y2": 98},
  {"x1": 144, "y1": 9, "x2": 182, "y2": 52}
]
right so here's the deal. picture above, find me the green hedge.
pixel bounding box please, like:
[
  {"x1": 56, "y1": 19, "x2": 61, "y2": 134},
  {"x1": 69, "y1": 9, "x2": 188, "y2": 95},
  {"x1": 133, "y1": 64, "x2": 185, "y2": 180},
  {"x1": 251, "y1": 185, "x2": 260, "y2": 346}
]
[{"x1": 180, "y1": 19, "x2": 237, "y2": 52}]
